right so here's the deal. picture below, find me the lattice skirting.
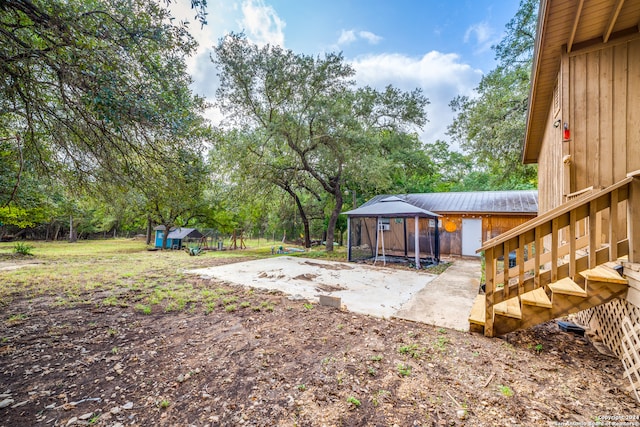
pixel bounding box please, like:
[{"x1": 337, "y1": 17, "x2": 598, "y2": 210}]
[{"x1": 576, "y1": 299, "x2": 640, "y2": 401}]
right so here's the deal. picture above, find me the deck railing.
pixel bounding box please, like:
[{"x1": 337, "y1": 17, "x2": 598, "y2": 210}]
[{"x1": 479, "y1": 172, "x2": 640, "y2": 337}]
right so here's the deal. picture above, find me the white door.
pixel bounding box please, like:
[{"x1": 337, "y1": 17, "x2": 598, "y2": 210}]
[{"x1": 462, "y1": 218, "x2": 483, "y2": 256}]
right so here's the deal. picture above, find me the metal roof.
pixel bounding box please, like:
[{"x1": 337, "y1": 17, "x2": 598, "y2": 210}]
[
  {"x1": 167, "y1": 228, "x2": 203, "y2": 240},
  {"x1": 360, "y1": 191, "x2": 538, "y2": 215},
  {"x1": 343, "y1": 196, "x2": 439, "y2": 218},
  {"x1": 154, "y1": 226, "x2": 204, "y2": 240}
]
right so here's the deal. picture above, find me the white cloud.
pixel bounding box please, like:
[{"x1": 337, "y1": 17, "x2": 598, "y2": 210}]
[
  {"x1": 336, "y1": 29, "x2": 383, "y2": 47},
  {"x1": 165, "y1": 0, "x2": 235, "y2": 128},
  {"x1": 168, "y1": 1, "x2": 481, "y2": 149},
  {"x1": 190, "y1": 49, "x2": 219, "y2": 99},
  {"x1": 338, "y1": 29, "x2": 357, "y2": 45},
  {"x1": 239, "y1": 0, "x2": 286, "y2": 47},
  {"x1": 464, "y1": 21, "x2": 497, "y2": 54},
  {"x1": 350, "y1": 52, "x2": 483, "y2": 146},
  {"x1": 168, "y1": 0, "x2": 288, "y2": 128},
  {"x1": 358, "y1": 31, "x2": 382, "y2": 45}
]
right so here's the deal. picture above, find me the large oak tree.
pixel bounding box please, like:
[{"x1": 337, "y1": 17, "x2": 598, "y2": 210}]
[{"x1": 213, "y1": 34, "x2": 428, "y2": 251}]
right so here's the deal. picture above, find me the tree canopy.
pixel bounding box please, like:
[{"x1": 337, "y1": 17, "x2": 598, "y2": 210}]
[
  {"x1": 0, "y1": 0, "x2": 214, "y2": 244},
  {"x1": 0, "y1": 0, "x2": 542, "y2": 249},
  {"x1": 1, "y1": 0, "x2": 206, "y2": 191},
  {"x1": 448, "y1": 0, "x2": 538, "y2": 189},
  {"x1": 212, "y1": 34, "x2": 429, "y2": 250}
]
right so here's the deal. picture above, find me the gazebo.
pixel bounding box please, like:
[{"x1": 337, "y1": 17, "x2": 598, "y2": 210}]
[{"x1": 342, "y1": 196, "x2": 440, "y2": 269}]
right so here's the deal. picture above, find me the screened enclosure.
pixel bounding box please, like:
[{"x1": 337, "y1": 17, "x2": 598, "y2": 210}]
[{"x1": 344, "y1": 197, "x2": 440, "y2": 268}]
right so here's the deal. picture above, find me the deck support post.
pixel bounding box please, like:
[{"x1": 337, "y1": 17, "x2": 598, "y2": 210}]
[
  {"x1": 628, "y1": 176, "x2": 640, "y2": 263},
  {"x1": 484, "y1": 247, "x2": 495, "y2": 337}
]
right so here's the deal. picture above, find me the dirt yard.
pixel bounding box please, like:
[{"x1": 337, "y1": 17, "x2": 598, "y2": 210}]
[{"x1": 0, "y1": 246, "x2": 638, "y2": 426}]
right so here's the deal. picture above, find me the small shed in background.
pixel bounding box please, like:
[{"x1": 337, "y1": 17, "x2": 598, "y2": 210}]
[
  {"x1": 361, "y1": 191, "x2": 538, "y2": 257},
  {"x1": 343, "y1": 196, "x2": 440, "y2": 268},
  {"x1": 154, "y1": 226, "x2": 204, "y2": 249}
]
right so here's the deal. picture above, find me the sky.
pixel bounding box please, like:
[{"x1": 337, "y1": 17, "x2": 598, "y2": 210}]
[{"x1": 170, "y1": 0, "x2": 521, "y2": 147}]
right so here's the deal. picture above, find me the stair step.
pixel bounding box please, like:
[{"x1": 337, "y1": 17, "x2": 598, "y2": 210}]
[
  {"x1": 579, "y1": 265, "x2": 628, "y2": 285},
  {"x1": 494, "y1": 296, "x2": 522, "y2": 319},
  {"x1": 520, "y1": 287, "x2": 552, "y2": 308},
  {"x1": 468, "y1": 294, "x2": 486, "y2": 326},
  {"x1": 549, "y1": 277, "x2": 587, "y2": 297}
]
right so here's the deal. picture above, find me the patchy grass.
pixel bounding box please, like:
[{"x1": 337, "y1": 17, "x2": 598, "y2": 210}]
[
  {"x1": 425, "y1": 261, "x2": 452, "y2": 275},
  {"x1": 293, "y1": 247, "x2": 348, "y2": 261},
  {"x1": 0, "y1": 238, "x2": 443, "y2": 318},
  {"x1": 498, "y1": 385, "x2": 514, "y2": 397},
  {"x1": 0, "y1": 239, "x2": 258, "y2": 314},
  {"x1": 0, "y1": 240, "x2": 637, "y2": 426}
]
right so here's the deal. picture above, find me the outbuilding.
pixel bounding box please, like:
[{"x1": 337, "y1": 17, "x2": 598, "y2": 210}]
[
  {"x1": 153, "y1": 226, "x2": 204, "y2": 249},
  {"x1": 360, "y1": 191, "x2": 538, "y2": 257}
]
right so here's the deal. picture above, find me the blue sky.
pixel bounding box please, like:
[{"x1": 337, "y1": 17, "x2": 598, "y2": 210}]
[{"x1": 171, "y1": 0, "x2": 521, "y2": 146}]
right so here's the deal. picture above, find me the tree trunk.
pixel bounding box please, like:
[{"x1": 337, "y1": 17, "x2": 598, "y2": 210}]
[
  {"x1": 161, "y1": 224, "x2": 172, "y2": 250},
  {"x1": 325, "y1": 188, "x2": 343, "y2": 252},
  {"x1": 69, "y1": 215, "x2": 77, "y2": 243},
  {"x1": 146, "y1": 215, "x2": 152, "y2": 245},
  {"x1": 54, "y1": 223, "x2": 61, "y2": 241},
  {"x1": 291, "y1": 192, "x2": 311, "y2": 248},
  {"x1": 280, "y1": 186, "x2": 312, "y2": 248}
]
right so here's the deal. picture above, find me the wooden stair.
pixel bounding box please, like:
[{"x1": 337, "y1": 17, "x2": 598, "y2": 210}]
[
  {"x1": 549, "y1": 277, "x2": 587, "y2": 297},
  {"x1": 469, "y1": 265, "x2": 629, "y2": 336},
  {"x1": 469, "y1": 294, "x2": 486, "y2": 334}
]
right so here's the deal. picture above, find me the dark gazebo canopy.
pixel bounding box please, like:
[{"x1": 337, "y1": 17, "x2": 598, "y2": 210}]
[
  {"x1": 343, "y1": 196, "x2": 439, "y2": 218},
  {"x1": 342, "y1": 197, "x2": 440, "y2": 268}
]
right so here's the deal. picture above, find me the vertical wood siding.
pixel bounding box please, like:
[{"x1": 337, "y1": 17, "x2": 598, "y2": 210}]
[
  {"x1": 437, "y1": 214, "x2": 533, "y2": 256},
  {"x1": 537, "y1": 37, "x2": 640, "y2": 214},
  {"x1": 538, "y1": 105, "x2": 564, "y2": 213}
]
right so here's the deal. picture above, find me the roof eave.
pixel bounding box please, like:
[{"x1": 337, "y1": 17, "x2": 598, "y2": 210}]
[
  {"x1": 345, "y1": 213, "x2": 440, "y2": 218},
  {"x1": 433, "y1": 211, "x2": 538, "y2": 216}
]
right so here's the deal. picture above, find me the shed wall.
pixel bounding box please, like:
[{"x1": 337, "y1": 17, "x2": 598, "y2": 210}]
[
  {"x1": 154, "y1": 230, "x2": 182, "y2": 249},
  {"x1": 437, "y1": 214, "x2": 534, "y2": 256}
]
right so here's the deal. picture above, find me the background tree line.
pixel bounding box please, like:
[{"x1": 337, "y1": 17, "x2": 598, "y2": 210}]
[{"x1": 0, "y1": 0, "x2": 537, "y2": 248}]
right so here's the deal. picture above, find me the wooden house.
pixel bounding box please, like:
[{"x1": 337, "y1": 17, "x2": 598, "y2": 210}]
[
  {"x1": 153, "y1": 226, "x2": 203, "y2": 249},
  {"x1": 470, "y1": 0, "x2": 640, "y2": 398},
  {"x1": 362, "y1": 191, "x2": 538, "y2": 257}
]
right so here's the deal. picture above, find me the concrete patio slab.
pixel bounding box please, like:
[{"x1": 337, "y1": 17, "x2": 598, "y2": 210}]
[
  {"x1": 187, "y1": 256, "x2": 437, "y2": 319},
  {"x1": 393, "y1": 258, "x2": 481, "y2": 331}
]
